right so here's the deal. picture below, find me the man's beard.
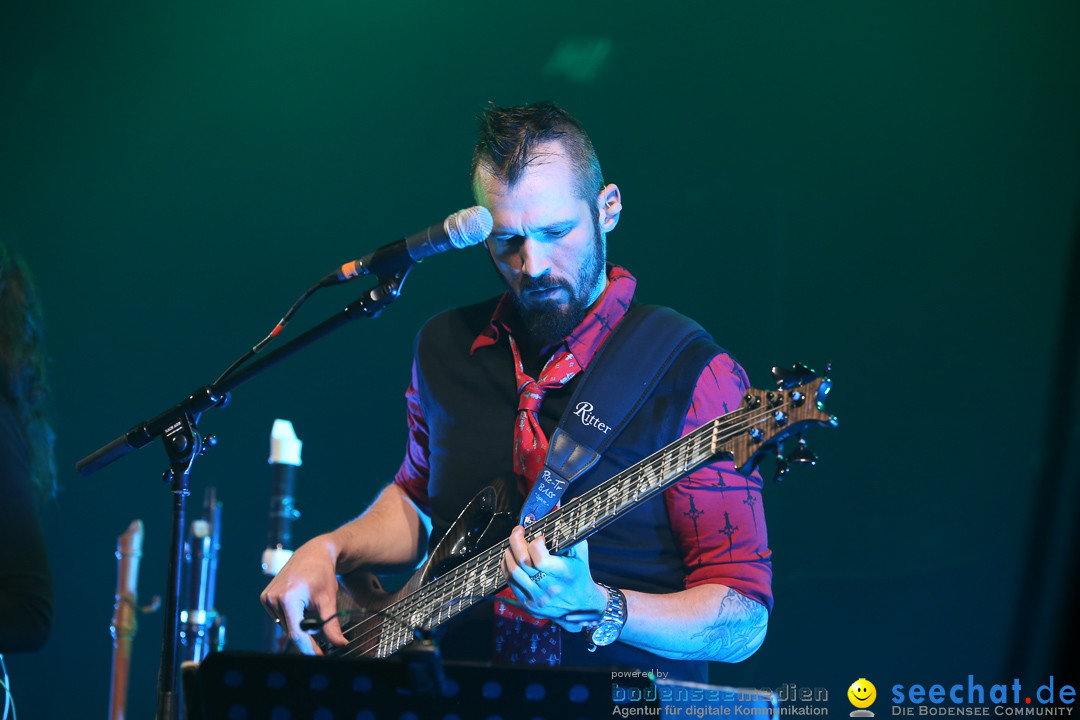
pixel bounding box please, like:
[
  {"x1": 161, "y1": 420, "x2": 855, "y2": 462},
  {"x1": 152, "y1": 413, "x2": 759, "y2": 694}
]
[{"x1": 509, "y1": 218, "x2": 606, "y2": 347}]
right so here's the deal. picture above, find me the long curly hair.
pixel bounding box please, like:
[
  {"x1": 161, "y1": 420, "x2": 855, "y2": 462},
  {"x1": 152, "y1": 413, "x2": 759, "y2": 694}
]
[{"x1": 0, "y1": 241, "x2": 56, "y2": 503}]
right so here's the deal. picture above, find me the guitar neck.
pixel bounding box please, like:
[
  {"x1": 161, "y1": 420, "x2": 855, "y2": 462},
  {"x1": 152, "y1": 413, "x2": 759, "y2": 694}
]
[{"x1": 529, "y1": 409, "x2": 731, "y2": 553}]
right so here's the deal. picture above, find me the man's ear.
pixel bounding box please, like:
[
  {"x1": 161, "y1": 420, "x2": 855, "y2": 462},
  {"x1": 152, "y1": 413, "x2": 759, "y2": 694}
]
[{"x1": 597, "y1": 183, "x2": 622, "y2": 233}]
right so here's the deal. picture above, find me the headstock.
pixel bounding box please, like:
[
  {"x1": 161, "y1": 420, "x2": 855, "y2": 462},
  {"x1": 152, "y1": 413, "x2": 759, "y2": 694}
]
[{"x1": 722, "y1": 363, "x2": 838, "y2": 478}]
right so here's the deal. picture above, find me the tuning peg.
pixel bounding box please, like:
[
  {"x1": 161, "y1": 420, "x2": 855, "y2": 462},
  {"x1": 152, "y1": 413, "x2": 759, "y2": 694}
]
[
  {"x1": 787, "y1": 436, "x2": 818, "y2": 466},
  {"x1": 771, "y1": 363, "x2": 816, "y2": 389}
]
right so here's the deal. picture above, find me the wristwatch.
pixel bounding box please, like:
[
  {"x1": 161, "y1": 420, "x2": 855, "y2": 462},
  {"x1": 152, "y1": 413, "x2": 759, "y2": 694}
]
[{"x1": 587, "y1": 583, "x2": 627, "y2": 651}]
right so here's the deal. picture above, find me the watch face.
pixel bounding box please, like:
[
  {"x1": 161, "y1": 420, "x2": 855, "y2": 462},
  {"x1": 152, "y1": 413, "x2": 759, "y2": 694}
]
[{"x1": 591, "y1": 622, "x2": 621, "y2": 647}]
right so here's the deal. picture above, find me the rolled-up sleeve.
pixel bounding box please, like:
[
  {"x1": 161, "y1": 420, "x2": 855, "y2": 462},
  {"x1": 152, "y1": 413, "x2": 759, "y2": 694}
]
[
  {"x1": 663, "y1": 353, "x2": 774, "y2": 612},
  {"x1": 392, "y1": 358, "x2": 432, "y2": 516}
]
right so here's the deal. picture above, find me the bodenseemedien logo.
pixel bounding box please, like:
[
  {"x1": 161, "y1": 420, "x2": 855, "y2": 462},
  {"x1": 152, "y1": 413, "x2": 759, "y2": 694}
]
[{"x1": 849, "y1": 679, "x2": 878, "y2": 717}]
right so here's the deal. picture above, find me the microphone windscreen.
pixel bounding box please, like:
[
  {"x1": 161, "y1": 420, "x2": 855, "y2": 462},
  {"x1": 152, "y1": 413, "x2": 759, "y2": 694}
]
[{"x1": 444, "y1": 206, "x2": 494, "y2": 249}]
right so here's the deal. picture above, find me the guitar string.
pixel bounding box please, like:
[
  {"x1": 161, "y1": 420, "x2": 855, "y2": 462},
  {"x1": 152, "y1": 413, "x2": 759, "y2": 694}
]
[{"x1": 330, "y1": 393, "x2": 821, "y2": 657}]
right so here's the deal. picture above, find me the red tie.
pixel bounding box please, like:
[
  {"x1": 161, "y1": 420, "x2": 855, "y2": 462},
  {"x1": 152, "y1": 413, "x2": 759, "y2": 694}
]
[
  {"x1": 509, "y1": 336, "x2": 581, "y2": 495},
  {"x1": 493, "y1": 335, "x2": 580, "y2": 665}
]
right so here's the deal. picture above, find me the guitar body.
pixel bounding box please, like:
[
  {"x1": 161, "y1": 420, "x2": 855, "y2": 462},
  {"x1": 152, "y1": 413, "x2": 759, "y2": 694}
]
[{"x1": 323, "y1": 477, "x2": 520, "y2": 657}]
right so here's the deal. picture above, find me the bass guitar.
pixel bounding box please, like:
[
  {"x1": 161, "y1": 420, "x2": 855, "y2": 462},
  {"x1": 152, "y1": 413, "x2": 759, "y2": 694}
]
[{"x1": 320, "y1": 364, "x2": 838, "y2": 659}]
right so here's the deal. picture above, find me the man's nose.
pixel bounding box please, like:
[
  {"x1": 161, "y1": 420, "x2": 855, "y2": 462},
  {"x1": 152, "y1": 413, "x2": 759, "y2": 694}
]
[{"x1": 518, "y1": 236, "x2": 552, "y2": 278}]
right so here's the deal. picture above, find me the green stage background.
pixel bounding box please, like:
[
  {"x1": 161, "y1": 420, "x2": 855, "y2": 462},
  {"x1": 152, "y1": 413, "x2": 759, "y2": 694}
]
[{"x1": 1, "y1": 1, "x2": 1077, "y2": 716}]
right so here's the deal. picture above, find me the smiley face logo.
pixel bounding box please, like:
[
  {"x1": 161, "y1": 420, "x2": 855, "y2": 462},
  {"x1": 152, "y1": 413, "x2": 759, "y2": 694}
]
[{"x1": 848, "y1": 678, "x2": 877, "y2": 713}]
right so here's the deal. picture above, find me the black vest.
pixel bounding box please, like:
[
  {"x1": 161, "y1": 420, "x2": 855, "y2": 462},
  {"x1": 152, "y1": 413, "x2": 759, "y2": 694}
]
[{"x1": 413, "y1": 298, "x2": 723, "y2": 681}]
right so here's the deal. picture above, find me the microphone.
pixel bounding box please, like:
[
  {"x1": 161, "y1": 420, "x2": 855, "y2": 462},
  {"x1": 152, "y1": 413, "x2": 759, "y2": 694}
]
[{"x1": 325, "y1": 206, "x2": 493, "y2": 284}]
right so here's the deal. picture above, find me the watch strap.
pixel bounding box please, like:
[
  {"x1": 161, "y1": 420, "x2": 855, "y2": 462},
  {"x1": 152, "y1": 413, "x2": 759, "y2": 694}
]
[{"x1": 587, "y1": 583, "x2": 627, "y2": 651}]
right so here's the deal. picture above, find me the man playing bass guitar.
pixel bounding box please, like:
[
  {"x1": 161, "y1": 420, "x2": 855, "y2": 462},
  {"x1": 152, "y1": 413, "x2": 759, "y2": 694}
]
[{"x1": 261, "y1": 102, "x2": 773, "y2": 683}]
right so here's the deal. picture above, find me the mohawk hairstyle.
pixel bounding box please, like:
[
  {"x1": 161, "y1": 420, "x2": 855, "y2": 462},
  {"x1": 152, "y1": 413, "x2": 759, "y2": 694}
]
[{"x1": 470, "y1": 101, "x2": 603, "y2": 204}]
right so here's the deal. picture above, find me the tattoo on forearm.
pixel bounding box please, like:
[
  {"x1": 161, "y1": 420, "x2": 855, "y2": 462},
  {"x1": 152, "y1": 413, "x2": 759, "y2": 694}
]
[{"x1": 685, "y1": 589, "x2": 768, "y2": 661}]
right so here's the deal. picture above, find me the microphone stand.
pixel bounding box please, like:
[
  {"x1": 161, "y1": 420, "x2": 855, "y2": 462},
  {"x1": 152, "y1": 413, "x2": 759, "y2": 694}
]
[{"x1": 77, "y1": 271, "x2": 410, "y2": 720}]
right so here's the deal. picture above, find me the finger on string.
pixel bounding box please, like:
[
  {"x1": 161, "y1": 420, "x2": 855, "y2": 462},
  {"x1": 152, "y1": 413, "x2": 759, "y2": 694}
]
[
  {"x1": 502, "y1": 547, "x2": 520, "y2": 578},
  {"x1": 309, "y1": 589, "x2": 341, "y2": 638},
  {"x1": 320, "y1": 613, "x2": 345, "y2": 641},
  {"x1": 529, "y1": 534, "x2": 552, "y2": 565},
  {"x1": 305, "y1": 634, "x2": 325, "y2": 656},
  {"x1": 508, "y1": 526, "x2": 533, "y2": 567}
]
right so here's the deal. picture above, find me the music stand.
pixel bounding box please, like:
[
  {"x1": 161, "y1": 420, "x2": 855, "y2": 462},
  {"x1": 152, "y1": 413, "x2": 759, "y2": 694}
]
[{"x1": 182, "y1": 650, "x2": 659, "y2": 720}]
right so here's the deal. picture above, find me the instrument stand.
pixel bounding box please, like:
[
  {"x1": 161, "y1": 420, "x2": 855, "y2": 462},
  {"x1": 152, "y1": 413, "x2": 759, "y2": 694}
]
[{"x1": 78, "y1": 272, "x2": 410, "y2": 720}]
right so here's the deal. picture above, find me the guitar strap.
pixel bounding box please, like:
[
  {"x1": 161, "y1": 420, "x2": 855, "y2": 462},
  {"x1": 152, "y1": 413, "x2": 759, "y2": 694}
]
[{"x1": 519, "y1": 304, "x2": 711, "y2": 525}]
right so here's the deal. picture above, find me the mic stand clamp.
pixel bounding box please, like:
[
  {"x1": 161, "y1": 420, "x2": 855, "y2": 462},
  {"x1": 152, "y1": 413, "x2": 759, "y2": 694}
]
[{"x1": 362, "y1": 271, "x2": 406, "y2": 316}]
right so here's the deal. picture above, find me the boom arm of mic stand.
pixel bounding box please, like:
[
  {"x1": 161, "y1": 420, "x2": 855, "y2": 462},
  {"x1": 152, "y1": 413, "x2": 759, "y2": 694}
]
[
  {"x1": 76, "y1": 272, "x2": 408, "y2": 477},
  {"x1": 74, "y1": 270, "x2": 409, "y2": 720}
]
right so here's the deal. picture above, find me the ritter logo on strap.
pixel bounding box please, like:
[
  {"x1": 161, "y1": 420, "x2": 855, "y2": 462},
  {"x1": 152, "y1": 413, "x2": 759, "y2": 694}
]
[{"x1": 572, "y1": 401, "x2": 612, "y2": 434}]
